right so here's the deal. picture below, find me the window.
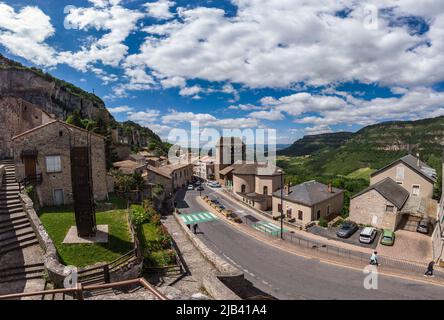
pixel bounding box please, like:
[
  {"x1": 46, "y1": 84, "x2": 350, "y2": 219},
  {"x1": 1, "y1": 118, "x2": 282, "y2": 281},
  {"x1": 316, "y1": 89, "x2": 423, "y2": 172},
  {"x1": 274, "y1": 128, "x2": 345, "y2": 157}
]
[
  {"x1": 412, "y1": 185, "x2": 420, "y2": 196},
  {"x1": 46, "y1": 155, "x2": 61, "y2": 173},
  {"x1": 263, "y1": 186, "x2": 268, "y2": 195},
  {"x1": 286, "y1": 208, "x2": 292, "y2": 219},
  {"x1": 316, "y1": 210, "x2": 321, "y2": 220},
  {"x1": 396, "y1": 181, "x2": 403, "y2": 185},
  {"x1": 386, "y1": 205, "x2": 394, "y2": 212},
  {"x1": 241, "y1": 184, "x2": 246, "y2": 193},
  {"x1": 278, "y1": 203, "x2": 282, "y2": 213},
  {"x1": 298, "y1": 210, "x2": 303, "y2": 220},
  {"x1": 327, "y1": 205, "x2": 331, "y2": 216},
  {"x1": 396, "y1": 166, "x2": 404, "y2": 180},
  {"x1": 53, "y1": 189, "x2": 64, "y2": 206}
]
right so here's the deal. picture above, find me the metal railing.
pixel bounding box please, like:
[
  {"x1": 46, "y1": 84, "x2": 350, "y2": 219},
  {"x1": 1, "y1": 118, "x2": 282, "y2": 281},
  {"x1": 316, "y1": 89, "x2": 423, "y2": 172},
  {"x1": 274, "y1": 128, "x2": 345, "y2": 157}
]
[
  {"x1": 18, "y1": 174, "x2": 42, "y2": 191},
  {"x1": 0, "y1": 278, "x2": 168, "y2": 300}
]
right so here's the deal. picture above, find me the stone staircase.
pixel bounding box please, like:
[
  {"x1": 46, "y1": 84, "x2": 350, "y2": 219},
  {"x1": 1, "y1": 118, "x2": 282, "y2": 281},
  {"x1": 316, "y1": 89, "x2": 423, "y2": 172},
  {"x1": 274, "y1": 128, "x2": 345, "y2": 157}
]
[{"x1": 0, "y1": 160, "x2": 45, "y2": 296}]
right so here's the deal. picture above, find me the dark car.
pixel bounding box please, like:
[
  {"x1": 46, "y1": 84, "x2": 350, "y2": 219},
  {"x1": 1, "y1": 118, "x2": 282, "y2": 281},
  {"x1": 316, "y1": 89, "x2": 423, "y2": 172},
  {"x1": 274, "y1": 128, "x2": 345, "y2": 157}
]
[
  {"x1": 417, "y1": 218, "x2": 430, "y2": 234},
  {"x1": 196, "y1": 185, "x2": 204, "y2": 191},
  {"x1": 211, "y1": 199, "x2": 220, "y2": 205},
  {"x1": 336, "y1": 221, "x2": 359, "y2": 238}
]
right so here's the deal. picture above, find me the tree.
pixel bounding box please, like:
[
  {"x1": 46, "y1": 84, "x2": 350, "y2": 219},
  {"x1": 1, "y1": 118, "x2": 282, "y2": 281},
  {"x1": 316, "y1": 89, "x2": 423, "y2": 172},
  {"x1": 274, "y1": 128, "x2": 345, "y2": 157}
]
[{"x1": 66, "y1": 111, "x2": 85, "y2": 128}]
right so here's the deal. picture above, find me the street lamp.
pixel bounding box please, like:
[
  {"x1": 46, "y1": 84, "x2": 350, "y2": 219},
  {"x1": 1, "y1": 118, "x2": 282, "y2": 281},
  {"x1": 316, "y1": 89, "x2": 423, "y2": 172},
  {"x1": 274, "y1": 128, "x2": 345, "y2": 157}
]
[{"x1": 277, "y1": 169, "x2": 284, "y2": 239}]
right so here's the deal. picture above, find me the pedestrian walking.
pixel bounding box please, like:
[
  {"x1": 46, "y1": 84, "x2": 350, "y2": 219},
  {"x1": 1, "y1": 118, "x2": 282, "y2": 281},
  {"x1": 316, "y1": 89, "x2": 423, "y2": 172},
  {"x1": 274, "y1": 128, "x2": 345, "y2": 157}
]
[
  {"x1": 424, "y1": 261, "x2": 435, "y2": 277},
  {"x1": 193, "y1": 223, "x2": 198, "y2": 234},
  {"x1": 370, "y1": 251, "x2": 379, "y2": 266}
]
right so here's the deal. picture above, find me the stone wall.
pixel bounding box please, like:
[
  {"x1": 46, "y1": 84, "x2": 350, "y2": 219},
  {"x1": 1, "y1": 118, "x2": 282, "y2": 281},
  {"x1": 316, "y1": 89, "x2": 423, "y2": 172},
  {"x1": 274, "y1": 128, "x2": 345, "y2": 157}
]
[
  {"x1": 173, "y1": 211, "x2": 241, "y2": 300},
  {"x1": 13, "y1": 121, "x2": 108, "y2": 206},
  {"x1": 349, "y1": 189, "x2": 400, "y2": 230}
]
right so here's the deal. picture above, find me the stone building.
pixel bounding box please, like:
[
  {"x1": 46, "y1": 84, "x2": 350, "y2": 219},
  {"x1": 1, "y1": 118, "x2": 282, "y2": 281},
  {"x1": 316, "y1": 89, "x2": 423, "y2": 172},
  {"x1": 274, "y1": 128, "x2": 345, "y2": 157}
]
[
  {"x1": 0, "y1": 97, "x2": 53, "y2": 159},
  {"x1": 112, "y1": 160, "x2": 146, "y2": 175},
  {"x1": 350, "y1": 154, "x2": 438, "y2": 231},
  {"x1": 370, "y1": 154, "x2": 436, "y2": 199},
  {"x1": 145, "y1": 162, "x2": 194, "y2": 197},
  {"x1": 349, "y1": 178, "x2": 409, "y2": 230},
  {"x1": 194, "y1": 155, "x2": 215, "y2": 181},
  {"x1": 221, "y1": 162, "x2": 283, "y2": 211},
  {"x1": 214, "y1": 137, "x2": 246, "y2": 183},
  {"x1": 272, "y1": 181, "x2": 344, "y2": 228},
  {"x1": 12, "y1": 120, "x2": 108, "y2": 206}
]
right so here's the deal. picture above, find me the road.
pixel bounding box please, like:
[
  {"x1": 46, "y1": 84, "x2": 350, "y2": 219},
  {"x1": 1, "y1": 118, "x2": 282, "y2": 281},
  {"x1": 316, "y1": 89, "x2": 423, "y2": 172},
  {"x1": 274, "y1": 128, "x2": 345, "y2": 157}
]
[{"x1": 175, "y1": 184, "x2": 444, "y2": 300}]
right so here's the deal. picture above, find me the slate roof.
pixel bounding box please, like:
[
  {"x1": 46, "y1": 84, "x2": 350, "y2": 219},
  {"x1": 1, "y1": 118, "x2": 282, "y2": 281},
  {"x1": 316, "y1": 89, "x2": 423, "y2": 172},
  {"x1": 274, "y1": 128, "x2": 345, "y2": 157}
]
[
  {"x1": 273, "y1": 180, "x2": 343, "y2": 207},
  {"x1": 371, "y1": 154, "x2": 437, "y2": 183},
  {"x1": 352, "y1": 177, "x2": 410, "y2": 209}
]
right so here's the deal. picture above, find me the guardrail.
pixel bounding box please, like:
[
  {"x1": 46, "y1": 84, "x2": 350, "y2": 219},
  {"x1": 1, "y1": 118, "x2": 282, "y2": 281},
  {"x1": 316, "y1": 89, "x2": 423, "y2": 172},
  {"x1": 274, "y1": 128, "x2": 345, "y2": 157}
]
[
  {"x1": 0, "y1": 277, "x2": 168, "y2": 300},
  {"x1": 18, "y1": 174, "x2": 43, "y2": 191}
]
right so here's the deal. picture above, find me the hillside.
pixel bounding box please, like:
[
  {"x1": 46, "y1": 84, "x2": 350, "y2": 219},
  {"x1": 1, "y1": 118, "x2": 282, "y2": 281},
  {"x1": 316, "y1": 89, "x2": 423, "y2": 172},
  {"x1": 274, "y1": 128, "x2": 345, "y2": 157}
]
[
  {"x1": 278, "y1": 116, "x2": 444, "y2": 202},
  {"x1": 278, "y1": 132, "x2": 353, "y2": 156},
  {"x1": 0, "y1": 53, "x2": 168, "y2": 157}
]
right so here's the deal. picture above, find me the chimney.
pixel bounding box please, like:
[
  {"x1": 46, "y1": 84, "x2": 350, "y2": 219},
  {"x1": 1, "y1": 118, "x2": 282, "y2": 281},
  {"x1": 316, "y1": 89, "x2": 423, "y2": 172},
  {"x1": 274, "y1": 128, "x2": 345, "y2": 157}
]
[
  {"x1": 328, "y1": 183, "x2": 333, "y2": 193},
  {"x1": 284, "y1": 183, "x2": 291, "y2": 196}
]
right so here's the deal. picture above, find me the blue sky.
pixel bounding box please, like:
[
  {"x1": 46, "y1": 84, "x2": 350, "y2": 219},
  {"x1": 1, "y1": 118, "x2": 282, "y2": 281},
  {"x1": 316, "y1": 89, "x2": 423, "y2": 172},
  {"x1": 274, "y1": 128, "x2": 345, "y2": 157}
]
[{"x1": 1, "y1": 0, "x2": 444, "y2": 144}]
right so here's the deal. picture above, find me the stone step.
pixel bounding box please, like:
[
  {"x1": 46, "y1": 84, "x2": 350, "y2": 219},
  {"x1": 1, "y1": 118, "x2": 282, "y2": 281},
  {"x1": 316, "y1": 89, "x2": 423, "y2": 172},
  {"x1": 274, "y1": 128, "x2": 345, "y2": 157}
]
[
  {"x1": 0, "y1": 202, "x2": 22, "y2": 210},
  {"x1": 0, "y1": 235, "x2": 39, "y2": 255},
  {"x1": 0, "y1": 228, "x2": 35, "y2": 243},
  {"x1": 0, "y1": 199, "x2": 21, "y2": 207},
  {"x1": 0, "y1": 263, "x2": 44, "y2": 285},
  {"x1": 0, "y1": 207, "x2": 24, "y2": 215},
  {"x1": 0, "y1": 215, "x2": 28, "y2": 227},
  {"x1": 0, "y1": 221, "x2": 31, "y2": 234},
  {"x1": 0, "y1": 195, "x2": 19, "y2": 202},
  {"x1": 0, "y1": 212, "x2": 28, "y2": 224}
]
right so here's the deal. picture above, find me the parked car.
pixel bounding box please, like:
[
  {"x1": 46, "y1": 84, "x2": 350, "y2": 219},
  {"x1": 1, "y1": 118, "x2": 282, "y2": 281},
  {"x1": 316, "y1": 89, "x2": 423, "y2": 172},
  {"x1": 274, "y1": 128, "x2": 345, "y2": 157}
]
[
  {"x1": 380, "y1": 229, "x2": 395, "y2": 246},
  {"x1": 194, "y1": 181, "x2": 202, "y2": 186},
  {"x1": 417, "y1": 218, "x2": 430, "y2": 234},
  {"x1": 218, "y1": 204, "x2": 226, "y2": 210},
  {"x1": 336, "y1": 221, "x2": 359, "y2": 238},
  {"x1": 211, "y1": 199, "x2": 220, "y2": 205},
  {"x1": 359, "y1": 227, "x2": 377, "y2": 244},
  {"x1": 196, "y1": 185, "x2": 204, "y2": 191},
  {"x1": 209, "y1": 182, "x2": 221, "y2": 188},
  {"x1": 187, "y1": 184, "x2": 194, "y2": 190}
]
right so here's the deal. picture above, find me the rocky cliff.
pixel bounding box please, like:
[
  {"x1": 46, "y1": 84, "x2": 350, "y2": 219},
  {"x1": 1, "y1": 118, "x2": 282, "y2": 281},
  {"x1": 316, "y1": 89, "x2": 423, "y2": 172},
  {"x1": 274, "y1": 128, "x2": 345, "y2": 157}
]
[{"x1": 0, "y1": 54, "x2": 107, "y2": 121}]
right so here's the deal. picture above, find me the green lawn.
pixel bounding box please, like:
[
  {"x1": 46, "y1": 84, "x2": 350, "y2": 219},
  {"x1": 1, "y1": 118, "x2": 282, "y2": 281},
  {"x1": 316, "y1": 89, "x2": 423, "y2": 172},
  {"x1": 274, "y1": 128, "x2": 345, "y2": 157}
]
[
  {"x1": 139, "y1": 221, "x2": 174, "y2": 268},
  {"x1": 345, "y1": 167, "x2": 376, "y2": 181},
  {"x1": 38, "y1": 194, "x2": 133, "y2": 268}
]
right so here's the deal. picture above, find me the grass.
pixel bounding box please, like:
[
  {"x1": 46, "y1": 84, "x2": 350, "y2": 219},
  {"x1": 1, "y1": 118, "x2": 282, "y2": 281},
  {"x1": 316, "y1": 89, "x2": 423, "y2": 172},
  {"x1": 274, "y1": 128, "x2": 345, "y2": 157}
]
[
  {"x1": 139, "y1": 221, "x2": 175, "y2": 268},
  {"x1": 345, "y1": 167, "x2": 376, "y2": 181},
  {"x1": 38, "y1": 194, "x2": 133, "y2": 268}
]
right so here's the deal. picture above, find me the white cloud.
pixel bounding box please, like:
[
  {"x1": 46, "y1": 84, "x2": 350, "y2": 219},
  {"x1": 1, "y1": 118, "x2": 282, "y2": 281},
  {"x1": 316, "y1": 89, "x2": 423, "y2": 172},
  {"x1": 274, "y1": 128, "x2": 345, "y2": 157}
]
[
  {"x1": 249, "y1": 109, "x2": 284, "y2": 121},
  {"x1": 107, "y1": 105, "x2": 133, "y2": 113},
  {"x1": 305, "y1": 125, "x2": 333, "y2": 135},
  {"x1": 162, "y1": 110, "x2": 216, "y2": 123},
  {"x1": 0, "y1": 3, "x2": 56, "y2": 65},
  {"x1": 179, "y1": 85, "x2": 201, "y2": 96},
  {"x1": 145, "y1": 0, "x2": 175, "y2": 20},
  {"x1": 127, "y1": 109, "x2": 161, "y2": 123}
]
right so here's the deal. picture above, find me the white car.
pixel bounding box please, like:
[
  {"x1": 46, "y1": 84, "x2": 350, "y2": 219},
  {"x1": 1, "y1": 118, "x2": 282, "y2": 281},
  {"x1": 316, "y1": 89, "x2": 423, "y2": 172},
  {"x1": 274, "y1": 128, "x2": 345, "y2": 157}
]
[
  {"x1": 359, "y1": 227, "x2": 377, "y2": 244},
  {"x1": 187, "y1": 184, "x2": 194, "y2": 190}
]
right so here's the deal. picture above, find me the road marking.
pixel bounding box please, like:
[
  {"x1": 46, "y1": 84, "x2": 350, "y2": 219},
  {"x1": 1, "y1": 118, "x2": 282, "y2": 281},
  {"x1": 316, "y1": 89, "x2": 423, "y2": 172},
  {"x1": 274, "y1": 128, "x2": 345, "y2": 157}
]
[{"x1": 180, "y1": 212, "x2": 218, "y2": 225}]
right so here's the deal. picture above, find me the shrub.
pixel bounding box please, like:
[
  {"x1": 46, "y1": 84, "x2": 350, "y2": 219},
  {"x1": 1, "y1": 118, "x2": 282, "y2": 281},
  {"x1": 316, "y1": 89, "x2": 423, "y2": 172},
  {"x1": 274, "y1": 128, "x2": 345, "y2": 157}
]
[
  {"x1": 318, "y1": 217, "x2": 328, "y2": 228},
  {"x1": 130, "y1": 205, "x2": 149, "y2": 227}
]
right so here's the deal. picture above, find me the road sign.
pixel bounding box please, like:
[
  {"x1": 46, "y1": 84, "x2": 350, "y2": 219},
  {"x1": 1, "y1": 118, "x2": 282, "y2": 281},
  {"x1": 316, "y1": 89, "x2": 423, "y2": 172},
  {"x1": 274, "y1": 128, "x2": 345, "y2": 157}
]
[
  {"x1": 252, "y1": 221, "x2": 288, "y2": 236},
  {"x1": 181, "y1": 212, "x2": 218, "y2": 225}
]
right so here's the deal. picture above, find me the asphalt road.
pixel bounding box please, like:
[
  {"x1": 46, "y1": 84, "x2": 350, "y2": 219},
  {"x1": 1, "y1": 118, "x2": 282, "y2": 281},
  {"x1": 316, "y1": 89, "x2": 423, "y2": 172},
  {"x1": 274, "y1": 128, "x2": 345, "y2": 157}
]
[{"x1": 175, "y1": 185, "x2": 444, "y2": 300}]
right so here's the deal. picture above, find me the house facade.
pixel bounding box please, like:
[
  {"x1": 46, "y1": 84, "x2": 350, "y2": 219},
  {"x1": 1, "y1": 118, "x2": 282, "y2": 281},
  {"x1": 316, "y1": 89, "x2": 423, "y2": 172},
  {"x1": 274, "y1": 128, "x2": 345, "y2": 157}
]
[
  {"x1": 145, "y1": 162, "x2": 194, "y2": 197},
  {"x1": 370, "y1": 154, "x2": 436, "y2": 199},
  {"x1": 12, "y1": 120, "x2": 108, "y2": 207},
  {"x1": 214, "y1": 137, "x2": 246, "y2": 183},
  {"x1": 272, "y1": 181, "x2": 344, "y2": 227},
  {"x1": 349, "y1": 178, "x2": 409, "y2": 230},
  {"x1": 194, "y1": 156, "x2": 215, "y2": 181}
]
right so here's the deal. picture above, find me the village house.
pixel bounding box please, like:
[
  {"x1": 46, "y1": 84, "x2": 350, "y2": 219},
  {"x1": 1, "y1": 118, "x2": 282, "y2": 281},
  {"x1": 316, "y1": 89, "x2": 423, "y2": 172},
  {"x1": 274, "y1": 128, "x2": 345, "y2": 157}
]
[
  {"x1": 144, "y1": 162, "x2": 194, "y2": 197},
  {"x1": 194, "y1": 155, "x2": 215, "y2": 181},
  {"x1": 432, "y1": 149, "x2": 444, "y2": 266},
  {"x1": 350, "y1": 154, "x2": 438, "y2": 231},
  {"x1": 12, "y1": 120, "x2": 108, "y2": 206},
  {"x1": 272, "y1": 181, "x2": 344, "y2": 227}
]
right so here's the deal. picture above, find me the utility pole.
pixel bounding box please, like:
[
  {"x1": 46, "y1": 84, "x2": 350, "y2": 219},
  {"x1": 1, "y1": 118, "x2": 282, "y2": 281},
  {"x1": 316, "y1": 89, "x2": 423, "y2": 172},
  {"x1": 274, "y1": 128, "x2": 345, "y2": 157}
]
[{"x1": 278, "y1": 169, "x2": 284, "y2": 239}]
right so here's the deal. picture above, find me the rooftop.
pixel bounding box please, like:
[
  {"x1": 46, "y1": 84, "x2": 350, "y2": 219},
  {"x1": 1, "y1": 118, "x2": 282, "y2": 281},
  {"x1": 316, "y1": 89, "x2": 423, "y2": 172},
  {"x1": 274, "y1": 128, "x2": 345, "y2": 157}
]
[
  {"x1": 273, "y1": 180, "x2": 343, "y2": 207},
  {"x1": 220, "y1": 162, "x2": 282, "y2": 176},
  {"x1": 147, "y1": 162, "x2": 192, "y2": 180},
  {"x1": 371, "y1": 154, "x2": 437, "y2": 183},
  {"x1": 113, "y1": 160, "x2": 145, "y2": 175},
  {"x1": 352, "y1": 177, "x2": 410, "y2": 209}
]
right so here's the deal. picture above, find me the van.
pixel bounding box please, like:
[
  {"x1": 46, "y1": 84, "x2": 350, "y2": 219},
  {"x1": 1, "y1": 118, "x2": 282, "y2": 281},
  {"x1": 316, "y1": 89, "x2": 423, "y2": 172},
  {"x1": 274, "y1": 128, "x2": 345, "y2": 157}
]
[{"x1": 359, "y1": 227, "x2": 377, "y2": 244}]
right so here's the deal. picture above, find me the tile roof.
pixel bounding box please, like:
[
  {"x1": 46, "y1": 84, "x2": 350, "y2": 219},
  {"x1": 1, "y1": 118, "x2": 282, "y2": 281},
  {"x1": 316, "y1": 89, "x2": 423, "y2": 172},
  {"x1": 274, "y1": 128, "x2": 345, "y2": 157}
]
[
  {"x1": 352, "y1": 177, "x2": 409, "y2": 209},
  {"x1": 113, "y1": 160, "x2": 145, "y2": 175},
  {"x1": 273, "y1": 180, "x2": 343, "y2": 207}
]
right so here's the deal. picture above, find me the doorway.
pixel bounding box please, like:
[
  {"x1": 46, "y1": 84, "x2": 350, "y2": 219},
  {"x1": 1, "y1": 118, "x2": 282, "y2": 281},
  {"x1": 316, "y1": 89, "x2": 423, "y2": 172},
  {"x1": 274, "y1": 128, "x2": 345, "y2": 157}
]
[
  {"x1": 53, "y1": 189, "x2": 64, "y2": 206},
  {"x1": 24, "y1": 156, "x2": 37, "y2": 179}
]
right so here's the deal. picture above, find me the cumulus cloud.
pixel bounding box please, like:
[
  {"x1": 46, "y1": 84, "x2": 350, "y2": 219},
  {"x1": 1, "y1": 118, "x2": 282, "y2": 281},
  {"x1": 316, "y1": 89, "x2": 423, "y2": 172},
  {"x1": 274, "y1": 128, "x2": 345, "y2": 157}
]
[
  {"x1": 107, "y1": 105, "x2": 133, "y2": 113},
  {"x1": 145, "y1": 0, "x2": 175, "y2": 20},
  {"x1": 249, "y1": 109, "x2": 284, "y2": 121},
  {"x1": 127, "y1": 109, "x2": 161, "y2": 122},
  {"x1": 0, "y1": 3, "x2": 56, "y2": 65}
]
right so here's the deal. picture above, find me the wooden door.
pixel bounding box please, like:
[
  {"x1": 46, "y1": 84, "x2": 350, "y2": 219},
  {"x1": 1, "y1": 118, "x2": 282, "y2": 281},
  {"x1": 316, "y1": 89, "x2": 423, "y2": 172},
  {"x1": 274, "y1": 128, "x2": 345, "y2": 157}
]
[{"x1": 24, "y1": 156, "x2": 36, "y2": 178}]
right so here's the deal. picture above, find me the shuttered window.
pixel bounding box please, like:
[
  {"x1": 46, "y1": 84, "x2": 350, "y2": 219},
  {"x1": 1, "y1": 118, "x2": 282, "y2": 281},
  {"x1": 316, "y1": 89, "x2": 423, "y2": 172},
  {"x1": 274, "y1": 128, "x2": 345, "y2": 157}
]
[{"x1": 46, "y1": 156, "x2": 61, "y2": 173}]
